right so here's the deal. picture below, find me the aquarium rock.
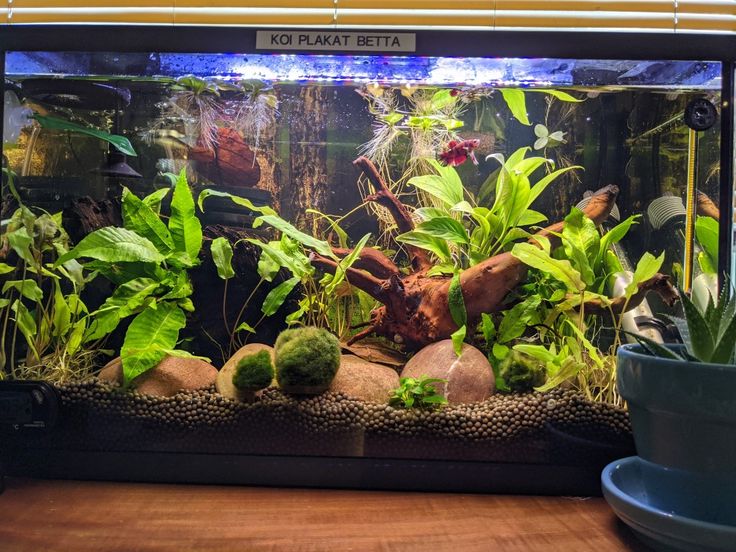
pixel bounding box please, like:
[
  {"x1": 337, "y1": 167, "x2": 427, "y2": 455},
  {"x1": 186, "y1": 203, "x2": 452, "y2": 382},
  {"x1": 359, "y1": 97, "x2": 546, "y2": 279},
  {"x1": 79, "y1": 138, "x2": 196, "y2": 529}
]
[
  {"x1": 329, "y1": 354, "x2": 400, "y2": 404},
  {"x1": 99, "y1": 355, "x2": 217, "y2": 397},
  {"x1": 217, "y1": 343, "x2": 276, "y2": 401},
  {"x1": 401, "y1": 340, "x2": 494, "y2": 405}
]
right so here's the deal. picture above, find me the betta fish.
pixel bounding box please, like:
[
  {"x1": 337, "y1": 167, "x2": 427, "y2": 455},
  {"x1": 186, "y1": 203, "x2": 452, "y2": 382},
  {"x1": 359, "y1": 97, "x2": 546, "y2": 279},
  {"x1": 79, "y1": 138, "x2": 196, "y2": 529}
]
[{"x1": 438, "y1": 139, "x2": 480, "y2": 167}]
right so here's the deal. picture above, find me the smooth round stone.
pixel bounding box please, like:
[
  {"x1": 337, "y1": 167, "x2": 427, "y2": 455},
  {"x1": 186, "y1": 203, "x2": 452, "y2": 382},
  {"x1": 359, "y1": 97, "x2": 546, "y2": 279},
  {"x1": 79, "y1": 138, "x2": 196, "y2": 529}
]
[
  {"x1": 330, "y1": 354, "x2": 400, "y2": 404},
  {"x1": 217, "y1": 343, "x2": 276, "y2": 401}
]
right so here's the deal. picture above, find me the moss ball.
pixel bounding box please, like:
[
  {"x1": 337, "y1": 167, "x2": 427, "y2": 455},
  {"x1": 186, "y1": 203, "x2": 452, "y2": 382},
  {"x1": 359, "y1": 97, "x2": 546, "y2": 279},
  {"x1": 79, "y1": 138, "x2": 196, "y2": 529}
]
[
  {"x1": 499, "y1": 350, "x2": 547, "y2": 393},
  {"x1": 232, "y1": 350, "x2": 273, "y2": 391},
  {"x1": 275, "y1": 327, "x2": 341, "y2": 390}
]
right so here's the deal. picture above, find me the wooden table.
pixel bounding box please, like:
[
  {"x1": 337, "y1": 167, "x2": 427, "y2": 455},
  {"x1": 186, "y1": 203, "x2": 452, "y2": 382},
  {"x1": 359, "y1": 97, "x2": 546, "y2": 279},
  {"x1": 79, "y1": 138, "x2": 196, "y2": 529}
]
[{"x1": 0, "y1": 477, "x2": 648, "y2": 551}]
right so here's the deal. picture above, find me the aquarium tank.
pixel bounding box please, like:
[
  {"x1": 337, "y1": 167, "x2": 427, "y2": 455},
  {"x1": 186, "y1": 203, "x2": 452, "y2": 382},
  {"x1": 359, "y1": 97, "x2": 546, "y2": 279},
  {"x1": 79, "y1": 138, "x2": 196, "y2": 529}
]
[{"x1": 0, "y1": 27, "x2": 732, "y2": 494}]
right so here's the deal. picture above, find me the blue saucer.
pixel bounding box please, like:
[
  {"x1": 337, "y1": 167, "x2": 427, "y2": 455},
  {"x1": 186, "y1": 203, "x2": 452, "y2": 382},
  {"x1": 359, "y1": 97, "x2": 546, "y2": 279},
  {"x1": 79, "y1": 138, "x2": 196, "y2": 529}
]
[{"x1": 602, "y1": 456, "x2": 736, "y2": 552}]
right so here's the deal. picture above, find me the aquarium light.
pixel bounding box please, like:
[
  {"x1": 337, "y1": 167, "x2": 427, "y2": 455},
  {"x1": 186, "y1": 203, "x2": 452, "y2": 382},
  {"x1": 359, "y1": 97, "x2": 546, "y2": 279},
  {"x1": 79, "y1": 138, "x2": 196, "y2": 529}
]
[{"x1": 4, "y1": 51, "x2": 722, "y2": 91}]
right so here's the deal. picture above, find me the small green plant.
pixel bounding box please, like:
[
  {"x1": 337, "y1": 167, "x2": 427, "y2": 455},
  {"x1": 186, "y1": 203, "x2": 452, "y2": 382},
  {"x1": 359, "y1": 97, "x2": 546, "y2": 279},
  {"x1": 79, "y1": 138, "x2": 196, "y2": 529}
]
[
  {"x1": 637, "y1": 284, "x2": 736, "y2": 364},
  {"x1": 388, "y1": 376, "x2": 448, "y2": 410},
  {"x1": 232, "y1": 350, "x2": 273, "y2": 391},
  {"x1": 497, "y1": 350, "x2": 546, "y2": 393},
  {"x1": 274, "y1": 326, "x2": 341, "y2": 391}
]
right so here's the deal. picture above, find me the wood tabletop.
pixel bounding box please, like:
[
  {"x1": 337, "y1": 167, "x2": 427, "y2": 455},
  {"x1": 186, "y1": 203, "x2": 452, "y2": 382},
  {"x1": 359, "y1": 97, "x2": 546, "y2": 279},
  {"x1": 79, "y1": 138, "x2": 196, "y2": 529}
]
[{"x1": 0, "y1": 477, "x2": 649, "y2": 551}]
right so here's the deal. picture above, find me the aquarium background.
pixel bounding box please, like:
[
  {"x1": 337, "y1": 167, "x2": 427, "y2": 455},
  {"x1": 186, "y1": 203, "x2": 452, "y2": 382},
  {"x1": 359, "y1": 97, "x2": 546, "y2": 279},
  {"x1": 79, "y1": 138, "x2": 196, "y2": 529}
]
[{"x1": 0, "y1": 51, "x2": 725, "y2": 472}]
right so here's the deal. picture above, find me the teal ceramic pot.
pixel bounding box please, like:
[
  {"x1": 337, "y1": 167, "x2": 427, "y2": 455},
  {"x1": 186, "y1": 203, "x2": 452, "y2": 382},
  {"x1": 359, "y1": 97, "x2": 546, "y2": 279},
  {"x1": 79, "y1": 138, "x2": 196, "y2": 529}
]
[{"x1": 617, "y1": 344, "x2": 736, "y2": 477}]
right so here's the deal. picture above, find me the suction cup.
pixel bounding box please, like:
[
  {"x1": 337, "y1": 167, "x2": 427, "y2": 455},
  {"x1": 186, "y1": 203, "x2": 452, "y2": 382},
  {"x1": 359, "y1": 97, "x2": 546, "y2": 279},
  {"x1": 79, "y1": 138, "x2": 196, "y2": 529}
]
[
  {"x1": 93, "y1": 147, "x2": 142, "y2": 178},
  {"x1": 647, "y1": 195, "x2": 686, "y2": 230}
]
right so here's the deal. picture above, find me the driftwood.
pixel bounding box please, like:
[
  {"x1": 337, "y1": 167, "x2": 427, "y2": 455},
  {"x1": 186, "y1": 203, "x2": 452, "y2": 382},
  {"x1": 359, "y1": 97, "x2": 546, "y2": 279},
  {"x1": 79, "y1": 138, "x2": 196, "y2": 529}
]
[{"x1": 312, "y1": 157, "x2": 677, "y2": 351}]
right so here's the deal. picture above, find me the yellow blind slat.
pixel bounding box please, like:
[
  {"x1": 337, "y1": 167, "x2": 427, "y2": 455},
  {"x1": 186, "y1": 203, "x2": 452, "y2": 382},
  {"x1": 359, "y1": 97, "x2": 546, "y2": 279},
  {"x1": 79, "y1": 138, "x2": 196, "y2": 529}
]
[{"x1": 3, "y1": 0, "x2": 736, "y2": 34}]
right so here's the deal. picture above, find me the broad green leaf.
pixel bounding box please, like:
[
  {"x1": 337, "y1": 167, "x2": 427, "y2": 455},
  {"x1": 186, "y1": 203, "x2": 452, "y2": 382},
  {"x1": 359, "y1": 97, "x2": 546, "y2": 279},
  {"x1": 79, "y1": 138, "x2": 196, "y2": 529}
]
[
  {"x1": 511, "y1": 242, "x2": 586, "y2": 291},
  {"x1": 514, "y1": 343, "x2": 557, "y2": 364},
  {"x1": 698, "y1": 251, "x2": 717, "y2": 275},
  {"x1": 415, "y1": 217, "x2": 469, "y2": 245},
  {"x1": 255, "y1": 215, "x2": 333, "y2": 257},
  {"x1": 11, "y1": 300, "x2": 39, "y2": 360},
  {"x1": 306, "y1": 209, "x2": 349, "y2": 249},
  {"x1": 160, "y1": 271, "x2": 193, "y2": 301},
  {"x1": 534, "y1": 357, "x2": 582, "y2": 392},
  {"x1": 517, "y1": 209, "x2": 547, "y2": 226},
  {"x1": 86, "y1": 277, "x2": 160, "y2": 341},
  {"x1": 481, "y1": 313, "x2": 496, "y2": 343},
  {"x1": 57, "y1": 227, "x2": 164, "y2": 265},
  {"x1": 598, "y1": 215, "x2": 638, "y2": 268},
  {"x1": 561, "y1": 208, "x2": 599, "y2": 285},
  {"x1": 121, "y1": 303, "x2": 186, "y2": 385},
  {"x1": 492, "y1": 343, "x2": 510, "y2": 360},
  {"x1": 498, "y1": 296, "x2": 541, "y2": 343},
  {"x1": 34, "y1": 114, "x2": 137, "y2": 157},
  {"x1": 529, "y1": 89, "x2": 584, "y2": 102},
  {"x1": 326, "y1": 233, "x2": 371, "y2": 294},
  {"x1": 695, "y1": 216, "x2": 719, "y2": 270},
  {"x1": 429, "y1": 88, "x2": 456, "y2": 110},
  {"x1": 66, "y1": 320, "x2": 86, "y2": 356},
  {"x1": 7, "y1": 227, "x2": 34, "y2": 265},
  {"x1": 197, "y1": 188, "x2": 277, "y2": 217},
  {"x1": 247, "y1": 239, "x2": 313, "y2": 279},
  {"x1": 168, "y1": 169, "x2": 203, "y2": 263},
  {"x1": 142, "y1": 187, "x2": 170, "y2": 214},
  {"x1": 121, "y1": 187, "x2": 174, "y2": 253},
  {"x1": 52, "y1": 283, "x2": 71, "y2": 339},
  {"x1": 414, "y1": 207, "x2": 449, "y2": 221},
  {"x1": 624, "y1": 252, "x2": 665, "y2": 299},
  {"x1": 210, "y1": 237, "x2": 235, "y2": 280},
  {"x1": 262, "y1": 276, "x2": 300, "y2": 316},
  {"x1": 528, "y1": 165, "x2": 581, "y2": 205},
  {"x1": 500, "y1": 89, "x2": 530, "y2": 125},
  {"x1": 408, "y1": 174, "x2": 462, "y2": 208},
  {"x1": 451, "y1": 324, "x2": 467, "y2": 357},
  {"x1": 2, "y1": 279, "x2": 43, "y2": 302},
  {"x1": 395, "y1": 231, "x2": 452, "y2": 263},
  {"x1": 0, "y1": 263, "x2": 15, "y2": 275},
  {"x1": 448, "y1": 272, "x2": 467, "y2": 328},
  {"x1": 235, "y1": 322, "x2": 256, "y2": 334}
]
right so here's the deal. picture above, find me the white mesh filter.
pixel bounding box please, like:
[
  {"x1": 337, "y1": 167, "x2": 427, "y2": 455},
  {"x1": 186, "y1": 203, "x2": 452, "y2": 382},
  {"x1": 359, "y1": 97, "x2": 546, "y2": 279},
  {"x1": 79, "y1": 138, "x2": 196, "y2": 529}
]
[{"x1": 647, "y1": 195, "x2": 686, "y2": 230}]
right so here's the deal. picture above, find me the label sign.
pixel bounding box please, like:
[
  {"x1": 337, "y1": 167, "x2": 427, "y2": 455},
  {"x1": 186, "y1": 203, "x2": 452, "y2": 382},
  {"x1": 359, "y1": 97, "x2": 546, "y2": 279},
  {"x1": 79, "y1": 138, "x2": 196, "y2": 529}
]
[{"x1": 257, "y1": 31, "x2": 416, "y2": 53}]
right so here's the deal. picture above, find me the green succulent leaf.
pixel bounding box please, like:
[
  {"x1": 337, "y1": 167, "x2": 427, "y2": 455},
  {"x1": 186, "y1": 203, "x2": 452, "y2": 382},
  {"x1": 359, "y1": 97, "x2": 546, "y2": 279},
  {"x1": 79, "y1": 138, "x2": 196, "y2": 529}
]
[{"x1": 680, "y1": 291, "x2": 715, "y2": 362}]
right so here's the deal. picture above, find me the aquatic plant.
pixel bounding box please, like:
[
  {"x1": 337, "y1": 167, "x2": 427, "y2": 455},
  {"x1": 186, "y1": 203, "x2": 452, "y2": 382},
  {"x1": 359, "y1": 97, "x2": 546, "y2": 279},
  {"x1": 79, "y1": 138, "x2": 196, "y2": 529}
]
[
  {"x1": 232, "y1": 350, "x2": 273, "y2": 391},
  {"x1": 274, "y1": 326, "x2": 340, "y2": 392},
  {"x1": 695, "y1": 215, "x2": 718, "y2": 274},
  {"x1": 58, "y1": 169, "x2": 206, "y2": 385},
  {"x1": 226, "y1": 79, "x2": 279, "y2": 158},
  {"x1": 388, "y1": 376, "x2": 448, "y2": 410},
  {"x1": 0, "y1": 204, "x2": 114, "y2": 382},
  {"x1": 170, "y1": 76, "x2": 221, "y2": 151},
  {"x1": 33, "y1": 113, "x2": 137, "y2": 157},
  {"x1": 499, "y1": 207, "x2": 677, "y2": 405},
  {"x1": 497, "y1": 350, "x2": 546, "y2": 393}
]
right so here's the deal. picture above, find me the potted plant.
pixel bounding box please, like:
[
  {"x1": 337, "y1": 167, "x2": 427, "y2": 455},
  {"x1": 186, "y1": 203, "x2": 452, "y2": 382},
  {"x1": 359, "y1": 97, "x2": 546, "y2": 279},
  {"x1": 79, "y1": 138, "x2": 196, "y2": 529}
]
[{"x1": 615, "y1": 285, "x2": 736, "y2": 511}]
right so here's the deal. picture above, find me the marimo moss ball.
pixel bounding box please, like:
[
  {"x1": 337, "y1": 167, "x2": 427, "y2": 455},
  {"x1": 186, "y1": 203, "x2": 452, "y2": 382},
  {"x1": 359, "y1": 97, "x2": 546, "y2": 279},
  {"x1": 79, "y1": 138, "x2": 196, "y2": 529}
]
[
  {"x1": 232, "y1": 350, "x2": 273, "y2": 391},
  {"x1": 275, "y1": 327, "x2": 341, "y2": 391},
  {"x1": 498, "y1": 350, "x2": 547, "y2": 393}
]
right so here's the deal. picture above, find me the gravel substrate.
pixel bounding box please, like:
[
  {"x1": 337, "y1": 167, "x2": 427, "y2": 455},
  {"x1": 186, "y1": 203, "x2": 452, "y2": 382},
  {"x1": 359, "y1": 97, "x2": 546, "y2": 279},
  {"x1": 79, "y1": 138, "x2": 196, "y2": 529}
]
[{"x1": 7, "y1": 379, "x2": 634, "y2": 466}]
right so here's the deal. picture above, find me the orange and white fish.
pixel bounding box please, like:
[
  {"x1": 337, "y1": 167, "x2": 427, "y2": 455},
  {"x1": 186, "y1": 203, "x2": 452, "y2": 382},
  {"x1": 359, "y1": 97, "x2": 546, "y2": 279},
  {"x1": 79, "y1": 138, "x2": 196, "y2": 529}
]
[{"x1": 438, "y1": 139, "x2": 480, "y2": 167}]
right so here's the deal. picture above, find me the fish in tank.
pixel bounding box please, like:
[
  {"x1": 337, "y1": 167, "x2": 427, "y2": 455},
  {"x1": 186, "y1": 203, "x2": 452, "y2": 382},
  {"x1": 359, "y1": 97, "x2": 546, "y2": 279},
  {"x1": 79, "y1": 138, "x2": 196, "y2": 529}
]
[{"x1": 0, "y1": 49, "x2": 725, "y2": 484}]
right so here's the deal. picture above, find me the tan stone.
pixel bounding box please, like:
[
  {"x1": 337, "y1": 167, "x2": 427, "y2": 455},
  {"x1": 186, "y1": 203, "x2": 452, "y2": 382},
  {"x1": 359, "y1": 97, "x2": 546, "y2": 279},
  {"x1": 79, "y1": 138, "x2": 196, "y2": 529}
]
[
  {"x1": 217, "y1": 343, "x2": 275, "y2": 401},
  {"x1": 329, "y1": 354, "x2": 400, "y2": 404},
  {"x1": 99, "y1": 355, "x2": 218, "y2": 397},
  {"x1": 400, "y1": 340, "x2": 494, "y2": 404}
]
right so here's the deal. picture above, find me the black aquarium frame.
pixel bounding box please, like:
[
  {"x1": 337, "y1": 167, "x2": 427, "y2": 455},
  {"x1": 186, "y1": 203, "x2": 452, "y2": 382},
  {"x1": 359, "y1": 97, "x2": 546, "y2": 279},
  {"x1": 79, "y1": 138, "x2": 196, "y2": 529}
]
[{"x1": 1, "y1": 26, "x2": 735, "y2": 495}]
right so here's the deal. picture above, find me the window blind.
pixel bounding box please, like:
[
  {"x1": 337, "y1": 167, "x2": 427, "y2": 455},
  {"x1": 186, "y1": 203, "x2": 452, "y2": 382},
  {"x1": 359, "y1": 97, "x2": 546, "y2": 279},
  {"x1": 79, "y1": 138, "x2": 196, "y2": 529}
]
[{"x1": 4, "y1": 0, "x2": 736, "y2": 33}]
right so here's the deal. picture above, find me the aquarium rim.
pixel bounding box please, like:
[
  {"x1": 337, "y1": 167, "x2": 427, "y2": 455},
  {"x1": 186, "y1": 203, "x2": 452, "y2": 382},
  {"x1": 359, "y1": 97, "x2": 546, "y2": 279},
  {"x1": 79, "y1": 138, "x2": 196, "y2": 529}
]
[{"x1": 0, "y1": 25, "x2": 734, "y2": 61}]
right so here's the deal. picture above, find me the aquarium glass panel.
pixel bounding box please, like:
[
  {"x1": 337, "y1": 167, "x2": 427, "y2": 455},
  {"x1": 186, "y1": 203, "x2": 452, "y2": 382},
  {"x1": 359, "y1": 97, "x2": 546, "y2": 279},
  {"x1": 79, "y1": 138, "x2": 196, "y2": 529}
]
[{"x1": 1, "y1": 50, "x2": 724, "y2": 468}]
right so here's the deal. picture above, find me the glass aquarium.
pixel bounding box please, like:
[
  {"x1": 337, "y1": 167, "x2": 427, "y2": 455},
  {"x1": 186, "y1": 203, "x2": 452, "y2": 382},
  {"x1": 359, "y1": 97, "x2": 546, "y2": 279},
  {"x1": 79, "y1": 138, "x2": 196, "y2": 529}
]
[{"x1": 0, "y1": 34, "x2": 730, "y2": 493}]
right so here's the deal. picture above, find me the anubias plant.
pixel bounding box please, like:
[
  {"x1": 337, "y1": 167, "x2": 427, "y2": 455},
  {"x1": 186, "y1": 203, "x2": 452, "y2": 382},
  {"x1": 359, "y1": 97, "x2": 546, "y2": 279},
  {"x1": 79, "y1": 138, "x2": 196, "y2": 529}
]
[
  {"x1": 636, "y1": 284, "x2": 736, "y2": 365},
  {"x1": 57, "y1": 169, "x2": 205, "y2": 385},
  {"x1": 389, "y1": 376, "x2": 448, "y2": 410}
]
